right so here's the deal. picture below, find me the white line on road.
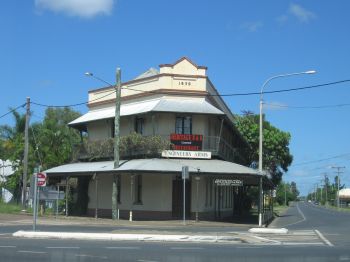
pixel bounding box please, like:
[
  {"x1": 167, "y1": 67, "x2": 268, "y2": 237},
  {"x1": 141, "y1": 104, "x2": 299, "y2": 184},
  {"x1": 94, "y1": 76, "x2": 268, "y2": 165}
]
[
  {"x1": 314, "y1": 230, "x2": 334, "y2": 247},
  {"x1": 170, "y1": 247, "x2": 204, "y2": 250},
  {"x1": 46, "y1": 246, "x2": 80, "y2": 249},
  {"x1": 76, "y1": 254, "x2": 108, "y2": 259},
  {"x1": 105, "y1": 247, "x2": 140, "y2": 250},
  {"x1": 136, "y1": 259, "x2": 158, "y2": 262},
  {"x1": 17, "y1": 250, "x2": 47, "y2": 254},
  {"x1": 282, "y1": 202, "x2": 307, "y2": 227}
]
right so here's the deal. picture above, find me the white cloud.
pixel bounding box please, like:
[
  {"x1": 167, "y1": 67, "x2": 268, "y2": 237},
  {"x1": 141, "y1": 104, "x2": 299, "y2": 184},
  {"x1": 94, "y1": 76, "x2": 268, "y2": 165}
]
[
  {"x1": 35, "y1": 0, "x2": 114, "y2": 18},
  {"x1": 240, "y1": 21, "x2": 263, "y2": 32},
  {"x1": 276, "y1": 14, "x2": 288, "y2": 24},
  {"x1": 289, "y1": 3, "x2": 316, "y2": 23}
]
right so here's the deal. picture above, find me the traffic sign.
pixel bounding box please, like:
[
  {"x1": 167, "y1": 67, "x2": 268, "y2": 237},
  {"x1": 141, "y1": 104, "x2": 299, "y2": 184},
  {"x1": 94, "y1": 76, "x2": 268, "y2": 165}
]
[{"x1": 37, "y1": 172, "x2": 47, "y2": 187}]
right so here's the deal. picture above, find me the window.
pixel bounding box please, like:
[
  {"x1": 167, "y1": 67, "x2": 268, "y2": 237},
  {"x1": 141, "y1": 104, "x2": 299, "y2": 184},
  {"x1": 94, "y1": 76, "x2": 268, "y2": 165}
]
[
  {"x1": 135, "y1": 117, "x2": 144, "y2": 135},
  {"x1": 134, "y1": 175, "x2": 142, "y2": 204},
  {"x1": 175, "y1": 116, "x2": 192, "y2": 134}
]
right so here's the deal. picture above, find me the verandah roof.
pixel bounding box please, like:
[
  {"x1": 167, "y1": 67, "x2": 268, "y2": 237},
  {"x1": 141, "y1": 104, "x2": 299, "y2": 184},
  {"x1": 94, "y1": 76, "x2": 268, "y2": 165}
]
[
  {"x1": 68, "y1": 98, "x2": 224, "y2": 130},
  {"x1": 44, "y1": 159, "x2": 259, "y2": 176}
]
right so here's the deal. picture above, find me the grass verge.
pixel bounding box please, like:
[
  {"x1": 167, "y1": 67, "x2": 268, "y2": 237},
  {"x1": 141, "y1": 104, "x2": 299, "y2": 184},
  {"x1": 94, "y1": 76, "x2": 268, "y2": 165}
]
[{"x1": 0, "y1": 202, "x2": 22, "y2": 214}]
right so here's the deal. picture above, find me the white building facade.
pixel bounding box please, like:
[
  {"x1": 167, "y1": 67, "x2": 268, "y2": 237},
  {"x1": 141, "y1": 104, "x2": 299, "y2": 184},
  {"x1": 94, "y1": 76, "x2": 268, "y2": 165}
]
[{"x1": 46, "y1": 57, "x2": 273, "y2": 223}]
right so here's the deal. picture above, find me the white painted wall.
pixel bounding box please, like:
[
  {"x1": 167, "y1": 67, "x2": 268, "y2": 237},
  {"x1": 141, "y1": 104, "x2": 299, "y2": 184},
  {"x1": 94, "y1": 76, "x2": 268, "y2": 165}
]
[{"x1": 88, "y1": 173, "x2": 173, "y2": 212}]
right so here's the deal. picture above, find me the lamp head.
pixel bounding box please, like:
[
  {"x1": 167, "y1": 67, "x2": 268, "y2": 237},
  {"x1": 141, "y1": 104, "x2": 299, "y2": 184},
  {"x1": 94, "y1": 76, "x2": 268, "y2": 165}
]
[{"x1": 85, "y1": 72, "x2": 93, "y2": 77}]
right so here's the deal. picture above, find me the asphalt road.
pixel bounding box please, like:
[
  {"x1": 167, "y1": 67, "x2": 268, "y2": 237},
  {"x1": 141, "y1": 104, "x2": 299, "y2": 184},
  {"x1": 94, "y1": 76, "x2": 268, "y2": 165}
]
[
  {"x1": 0, "y1": 237, "x2": 348, "y2": 262},
  {"x1": 1, "y1": 203, "x2": 350, "y2": 261},
  {"x1": 270, "y1": 201, "x2": 350, "y2": 247}
]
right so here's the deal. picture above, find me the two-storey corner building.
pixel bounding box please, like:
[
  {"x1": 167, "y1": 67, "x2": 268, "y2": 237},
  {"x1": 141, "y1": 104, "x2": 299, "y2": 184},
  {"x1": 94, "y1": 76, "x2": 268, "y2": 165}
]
[{"x1": 45, "y1": 57, "x2": 274, "y2": 224}]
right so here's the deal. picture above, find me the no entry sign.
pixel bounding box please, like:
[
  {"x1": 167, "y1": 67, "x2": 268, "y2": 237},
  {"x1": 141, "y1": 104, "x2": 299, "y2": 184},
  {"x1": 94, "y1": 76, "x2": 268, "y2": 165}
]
[{"x1": 36, "y1": 172, "x2": 47, "y2": 187}]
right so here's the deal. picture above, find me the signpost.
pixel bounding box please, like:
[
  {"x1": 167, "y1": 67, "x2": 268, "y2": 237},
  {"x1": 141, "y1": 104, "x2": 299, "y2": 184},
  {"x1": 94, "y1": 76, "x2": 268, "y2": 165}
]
[
  {"x1": 182, "y1": 166, "x2": 189, "y2": 225},
  {"x1": 32, "y1": 172, "x2": 46, "y2": 231}
]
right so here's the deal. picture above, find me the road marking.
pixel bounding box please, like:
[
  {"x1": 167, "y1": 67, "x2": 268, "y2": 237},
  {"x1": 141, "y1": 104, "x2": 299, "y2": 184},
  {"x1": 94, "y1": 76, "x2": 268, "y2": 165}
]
[
  {"x1": 137, "y1": 260, "x2": 159, "y2": 262},
  {"x1": 105, "y1": 247, "x2": 140, "y2": 250},
  {"x1": 76, "y1": 254, "x2": 108, "y2": 259},
  {"x1": 0, "y1": 246, "x2": 16, "y2": 248},
  {"x1": 46, "y1": 246, "x2": 80, "y2": 249},
  {"x1": 282, "y1": 202, "x2": 307, "y2": 227},
  {"x1": 314, "y1": 230, "x2": 334, "y2": 247},
  {"x1": 17, "y1": 250, "x2": 47, "y2": 254},
  {"x1": 170, "y1": 247, "x2": 204, "y2": 250}
]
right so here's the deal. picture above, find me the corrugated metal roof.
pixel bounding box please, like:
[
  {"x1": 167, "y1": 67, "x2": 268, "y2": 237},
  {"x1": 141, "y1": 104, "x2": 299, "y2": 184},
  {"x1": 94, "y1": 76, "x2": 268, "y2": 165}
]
[
  {"x1": 134, "y1": 68, "x2": 159, "y2": 80},
  {"x1": 44, "y1": 159, "x2": 260, "y2": 176},
  {"x1": 69, "y1": 98, "x2": 224, "y2": 127}
]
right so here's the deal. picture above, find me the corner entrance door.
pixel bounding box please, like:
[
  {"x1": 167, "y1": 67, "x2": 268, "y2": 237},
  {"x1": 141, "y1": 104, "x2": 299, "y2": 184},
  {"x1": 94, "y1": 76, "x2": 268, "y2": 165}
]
[{"x1": 172, "y1": 178, "x2": 191, "y2": 219}]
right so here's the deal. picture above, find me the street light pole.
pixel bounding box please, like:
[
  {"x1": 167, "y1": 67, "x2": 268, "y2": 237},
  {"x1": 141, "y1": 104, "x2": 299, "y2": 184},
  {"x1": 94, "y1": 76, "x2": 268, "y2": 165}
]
[
  {"x1": 258, "y1": 70, "x2": 316, "y2": 227},
  {"x1": 85, "y1": 69, "x2": 121, "y2": 220}
]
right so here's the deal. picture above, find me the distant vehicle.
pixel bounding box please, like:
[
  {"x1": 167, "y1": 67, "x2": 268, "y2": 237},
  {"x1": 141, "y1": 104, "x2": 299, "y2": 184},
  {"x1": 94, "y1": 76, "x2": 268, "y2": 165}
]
[
  {"x1": 314, "y1": 201, "x2": 319, "y2": 205},
  {"x1": 308, "y1": 200, "x2": 312, "y2": 203}
]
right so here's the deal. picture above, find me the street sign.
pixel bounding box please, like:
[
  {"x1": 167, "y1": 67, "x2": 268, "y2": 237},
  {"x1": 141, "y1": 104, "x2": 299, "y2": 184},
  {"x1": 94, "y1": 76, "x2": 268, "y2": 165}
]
[
  {"x1": 182, "y1": 166, "x2": 189, "y2": 180},
  {"x1": 37, "y1": 172, "x2": 47, "y2": 187},
  {"x1": 214, "y1": 179, "x2": 243, "y2": 187}
]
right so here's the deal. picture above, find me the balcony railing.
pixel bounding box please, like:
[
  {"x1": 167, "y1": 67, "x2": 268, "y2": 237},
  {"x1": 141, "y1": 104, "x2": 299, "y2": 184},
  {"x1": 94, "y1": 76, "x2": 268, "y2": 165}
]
[{"x1": 73, "y1": 134, "x2": 246, "y2": 164}]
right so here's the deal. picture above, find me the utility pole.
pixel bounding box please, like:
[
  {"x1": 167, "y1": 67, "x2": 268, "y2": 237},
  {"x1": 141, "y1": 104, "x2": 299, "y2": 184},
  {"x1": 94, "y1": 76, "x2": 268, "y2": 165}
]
[
  {"x1": 21, "y1": 97, "x2": 30, "y2": 208},
  {"x1": 323, "y1": 173, "x2": 328, "y2": 205},
  {"x1": 112, "y1": 68, "x2": 121, "y2": 220},
  {"x1": 331, "y1": 166, "x2": 345, "y2": 208}
]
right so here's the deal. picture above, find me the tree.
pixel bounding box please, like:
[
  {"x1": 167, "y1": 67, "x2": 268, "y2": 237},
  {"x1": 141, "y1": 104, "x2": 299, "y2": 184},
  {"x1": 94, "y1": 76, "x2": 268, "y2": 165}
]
[
  {"x1": 275, "y1": 181, "x2": 299, "y2": 205},
  {"x1": 0, "y1": 107, "x2": 81, "y2": 202},
  {"x1": 0, "y1": 110, "x2": 32, "y2": 202},
  {"x1": 235, "y1": 112, "x2": 293, "y2": 185},
  {"x1": 33, "y1": 107, "x2": 82, "y2": 170}
]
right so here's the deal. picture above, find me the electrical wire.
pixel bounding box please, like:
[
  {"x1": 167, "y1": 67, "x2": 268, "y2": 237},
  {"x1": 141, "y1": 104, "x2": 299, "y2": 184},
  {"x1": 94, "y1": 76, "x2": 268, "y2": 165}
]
[
  {"x1": 263, "y1": 102, "x2": 350, "y2": 109},
  {"x1": 0, "y1": 104, "x2": 26, "y2": 120},
  {"x1": 15, "y1": 78, "x2": 350, "y2": 109},
  {"x1": 121, "y1": 79, "x2": 350, "y2": 97},
  {"x1": 292, "y1": 153, "x2": 350, "y2": 167},
  {"x1": 31, "y1": 89, "x2": 116, "y2": 108}
]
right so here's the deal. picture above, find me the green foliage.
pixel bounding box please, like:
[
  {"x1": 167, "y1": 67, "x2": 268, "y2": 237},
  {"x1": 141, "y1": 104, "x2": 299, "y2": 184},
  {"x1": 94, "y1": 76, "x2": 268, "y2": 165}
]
[
  {"x1": 235, "y1": 113, "x2": 293, "y2": 185},
  {"x1": 80, "y1": 132, "x2": 172, "y2": 161},
  {"x1": 0, "y1": 202, "x2": 22, "y2": 214},
  {"x1": 0, "y1": 107, "x2": 81, "y2": 202},
  {"x1": 306, "y1": 175, "x2": 345, "y2": 205},
  {"x1": 275, "y1": 181, "x2": 299, "y2": 205}
]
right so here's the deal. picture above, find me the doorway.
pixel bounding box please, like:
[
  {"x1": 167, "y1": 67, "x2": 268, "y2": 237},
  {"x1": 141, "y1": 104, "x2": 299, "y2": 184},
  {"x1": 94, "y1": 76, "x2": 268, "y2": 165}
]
[{"x1": 172, "y1": 178, "x2": 191, "y2": 219}]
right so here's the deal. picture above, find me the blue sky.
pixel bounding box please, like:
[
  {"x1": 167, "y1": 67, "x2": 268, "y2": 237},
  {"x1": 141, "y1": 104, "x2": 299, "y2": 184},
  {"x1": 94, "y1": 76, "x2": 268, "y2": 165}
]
[{"x1": 1, "y1": 1, "x2": 350, "y2": 195}]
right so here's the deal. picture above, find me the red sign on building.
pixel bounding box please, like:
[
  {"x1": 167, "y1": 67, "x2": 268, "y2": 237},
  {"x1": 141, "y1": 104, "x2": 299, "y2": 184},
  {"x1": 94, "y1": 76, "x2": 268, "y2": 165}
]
[{"x1": 170, "y1": 134, "x2": 203, "y2": 151}]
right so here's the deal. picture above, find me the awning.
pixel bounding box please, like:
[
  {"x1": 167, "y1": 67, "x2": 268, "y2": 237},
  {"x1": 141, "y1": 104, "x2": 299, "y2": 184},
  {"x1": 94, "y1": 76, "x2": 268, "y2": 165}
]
[
  {"x1": 45, "y1": 159, "x2": 259, "y2": 176},
  {"x1": 68, "y1": 98, "x2": 224, "y2": 129}
]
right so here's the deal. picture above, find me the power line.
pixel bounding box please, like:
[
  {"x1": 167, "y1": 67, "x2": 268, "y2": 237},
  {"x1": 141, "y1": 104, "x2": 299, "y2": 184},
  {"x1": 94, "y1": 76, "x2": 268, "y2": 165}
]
[
  {"x1": 0, "y1": 104, "x2": 26, "y2": 120},
  {"x1": 31, "y1": 89, "x2": 116, "y2": 108},
  {"x1": 122, "y1": 79, "x2": 350, "y2": 97},
  {"x1": 264, "y1": 102, "x2": 350, "y2": 109},
  {"x1": 11, "y1": 78, "x2": 350, "y2": 110},
  {"x1": 292, "y1": 153, "x2": 350, "y2": 167}
]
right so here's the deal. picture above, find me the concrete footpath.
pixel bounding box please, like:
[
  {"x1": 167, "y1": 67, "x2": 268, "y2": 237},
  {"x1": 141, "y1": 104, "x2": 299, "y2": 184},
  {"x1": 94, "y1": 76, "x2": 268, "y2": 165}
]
[{"x1": 5, "y1": 212, "x2": 296, "y2": 244}]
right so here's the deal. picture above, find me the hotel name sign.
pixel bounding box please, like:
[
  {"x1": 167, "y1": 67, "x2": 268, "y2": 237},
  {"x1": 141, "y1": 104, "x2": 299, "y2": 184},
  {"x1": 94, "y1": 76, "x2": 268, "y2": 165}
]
[
  {"x1": 214, "y1": 179, "x2": 243, "y2": 187},
  {"x1": 162, "y1": 150, "x2": 211, "y2": 159}
]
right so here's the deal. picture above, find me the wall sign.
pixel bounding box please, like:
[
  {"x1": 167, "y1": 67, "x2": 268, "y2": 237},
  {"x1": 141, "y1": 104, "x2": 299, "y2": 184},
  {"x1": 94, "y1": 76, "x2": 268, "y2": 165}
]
[
  {"x1": 214, "y1": 179, "x2": 243, "y2": 187},
  {"x1": 162, "y1": 150, "x2": 211, "y2": 159},
  {"x1": 170, "y1": 134, "x2": 203, "y2": 151}
]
